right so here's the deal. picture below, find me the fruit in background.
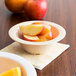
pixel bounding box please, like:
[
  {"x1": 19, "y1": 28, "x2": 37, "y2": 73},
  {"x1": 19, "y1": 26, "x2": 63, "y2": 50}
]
[
  {"x1": 5, "y1": 0, "x2": 26, "y2": 13},
  {"x1": 19, "y1": 24, "x2": 44, "y2": 36},
  {"x1": 0, "y1": 67, "x2": 21, "y2": 76},
  {"x1": 24, "y1": 0, "x2": 47, "y2": 19},
  {"x1": 33, "y1": 22, "x2": 51, "y2": 35},
  {"x1": 23, "y1": 34, "x2": 40, "y2": 42}
]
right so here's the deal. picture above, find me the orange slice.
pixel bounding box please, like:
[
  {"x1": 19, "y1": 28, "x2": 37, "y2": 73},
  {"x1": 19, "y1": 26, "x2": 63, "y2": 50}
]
[{"x1": 0, "y1": 67, "x2": 21, "y2": 76}]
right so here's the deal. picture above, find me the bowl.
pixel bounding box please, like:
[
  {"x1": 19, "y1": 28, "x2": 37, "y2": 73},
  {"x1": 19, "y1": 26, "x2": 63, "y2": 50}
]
[
  {"x1": 9, "y1": 21, "x2": 66, "y2": 54},
  {"x1": 0, "y1": 52, "x2": 37, "y2": 76}
]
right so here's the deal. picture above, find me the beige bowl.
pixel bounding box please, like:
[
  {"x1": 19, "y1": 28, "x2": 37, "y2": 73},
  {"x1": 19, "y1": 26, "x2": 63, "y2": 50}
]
[{"x1": 9, "y1": 21, "x2": 66, "y2": 54}]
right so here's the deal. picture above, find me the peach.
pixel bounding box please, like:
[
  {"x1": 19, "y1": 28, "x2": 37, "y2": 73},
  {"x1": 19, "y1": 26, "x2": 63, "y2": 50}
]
[
  {"x1": 38, "y1": 32, "x2": 53, "y2": 42},
  {"x1": 44, "y1": 32, "x2": 53, "y2": 40},
  {"x1": 38, "y1": 35, "x2": 48, "y2": 42},
  {"x1": 5, "y1": 0, "x2": 26, "y2": 13},
  {"x1": 23, "y1": 34, "x2": 40, "y2": 42},
  {"x1": 19, "y1": 24, "x2": 44, "y2": 36},
  {"x1": 40, "y1": 25, "x2": 51, "y2": 35}
]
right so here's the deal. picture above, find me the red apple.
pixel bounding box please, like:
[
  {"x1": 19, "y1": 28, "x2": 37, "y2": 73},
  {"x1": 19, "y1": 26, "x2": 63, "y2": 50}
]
[
  {"x1": 24, "y1": 0, "x2": 47, "y2": 19},
  {"x1": 19, "y1": 24, "x2": 44, "y2": 35},
  {"x1": 23, "y1": 34, "x2": 40, "y2": 42}
]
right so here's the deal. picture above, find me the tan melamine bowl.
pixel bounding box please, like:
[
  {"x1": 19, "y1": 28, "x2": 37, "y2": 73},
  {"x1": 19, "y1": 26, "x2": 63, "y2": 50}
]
[{"x1": 9, "y1": 21, "x2": 66, "y2": 54}]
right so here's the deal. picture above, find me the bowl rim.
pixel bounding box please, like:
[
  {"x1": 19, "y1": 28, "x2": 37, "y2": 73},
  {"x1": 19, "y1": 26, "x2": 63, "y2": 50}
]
[
  {"x1": 0, "y1": 52, "x2": 37, "y2": 76},
  {"x1": 9, "y1": 21, "x2": 66, "y2": 45}
]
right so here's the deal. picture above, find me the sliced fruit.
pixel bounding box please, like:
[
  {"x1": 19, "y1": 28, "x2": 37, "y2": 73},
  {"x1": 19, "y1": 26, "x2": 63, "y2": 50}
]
[
  {"x1": 44, "y1": 32, "x2": 53, "y2": 40},
  {"x1": 32, "y1": 22, "x2": 45, "y2": 25},
  {"x1": 0, "y1": 67, "x2": 21, "y2": 76},
  {"x1": 19, "y1": 24, "x2": 44, "y2": 36},
  {"x1": 38, "y1": 35, "x2": 48, "y2": 42},
  {"x1": 40, "y1": 26, "x2": 51, "y2": 35},
  {"x1": 38, "y1": 31, "x2": 53, "y2": 42},
  {"x1": 51, "y1": 26, "x2": 59, "y2": 38},
  {"x1": 23, "y1": 34, "x2": 40, "y2": 42},
  {"x1": 32, "y1": 22, "x2": 51, "y2": 35}
]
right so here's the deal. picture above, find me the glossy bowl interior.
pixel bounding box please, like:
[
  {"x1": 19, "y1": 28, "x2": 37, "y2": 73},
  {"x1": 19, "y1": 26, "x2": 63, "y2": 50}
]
[
  {"x1": 0, "y1": 52, "x2": 37, "y2": 76},
  {"x1": 9, "y1": 21, "x2": 66, "y2": 54}
]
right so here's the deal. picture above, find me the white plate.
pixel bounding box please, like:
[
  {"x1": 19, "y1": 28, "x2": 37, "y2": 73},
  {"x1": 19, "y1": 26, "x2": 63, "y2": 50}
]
[{"x1": 0, "y1": 52, "x2": 37, "y2": 76}]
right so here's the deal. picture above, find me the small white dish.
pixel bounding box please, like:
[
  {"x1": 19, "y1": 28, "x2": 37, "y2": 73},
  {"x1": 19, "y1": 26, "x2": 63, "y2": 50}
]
[
  {"x1": 0, "y1": 52, "x2": 37, "y2": 76},
  {"x1": 9, "y1": 21, "x2": 66, "y2": 54}
]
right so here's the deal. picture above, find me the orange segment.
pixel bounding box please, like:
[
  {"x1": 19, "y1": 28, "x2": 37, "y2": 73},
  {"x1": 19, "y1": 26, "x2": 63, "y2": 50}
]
[{"x1": 0, "y1": 67, "x2": 21, "y2": 76}]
